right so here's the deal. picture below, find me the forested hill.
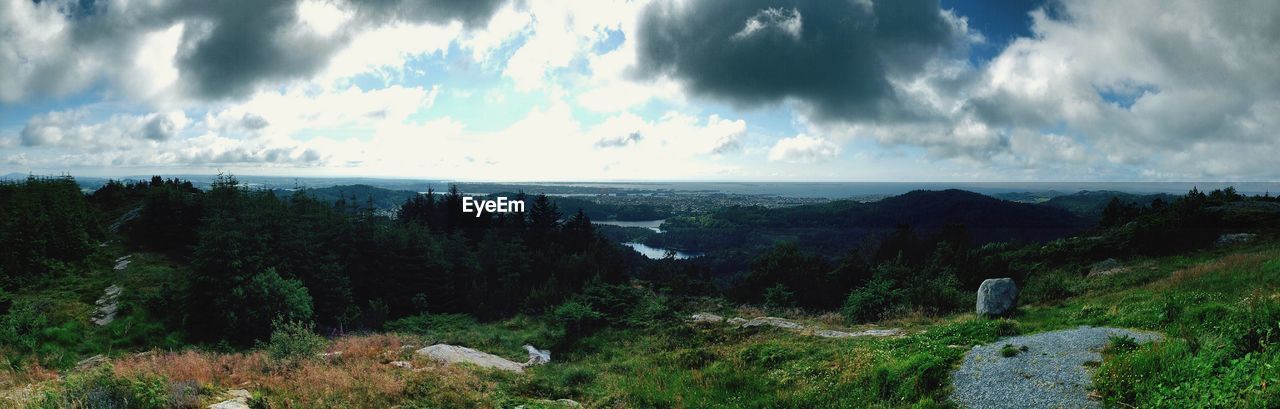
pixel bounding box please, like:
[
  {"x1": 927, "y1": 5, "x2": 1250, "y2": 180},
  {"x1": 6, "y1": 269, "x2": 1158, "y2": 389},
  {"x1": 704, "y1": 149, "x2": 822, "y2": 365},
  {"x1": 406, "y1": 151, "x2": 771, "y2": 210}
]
[
  {"x1": 653, "y1": 189, "x2": 1085, "y2": 256},
  {"x1": 1044, "y1": 190, "x2": 1177, "y2": 219},
  {"x1": 284, "y1": 184, "x2": 669, "y2": 221},
  {"x1": 669, "y1": 189, "x2": 1082, "y2": 230}
]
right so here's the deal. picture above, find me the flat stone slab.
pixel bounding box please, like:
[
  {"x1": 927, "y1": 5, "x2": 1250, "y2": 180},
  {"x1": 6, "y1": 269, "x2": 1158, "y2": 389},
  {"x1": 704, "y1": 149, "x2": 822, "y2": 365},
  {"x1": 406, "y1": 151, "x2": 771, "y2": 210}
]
[
  {"x1": 691, "y1": 313, "x2": 899, "y2": 339},
  {"x1": 416, "y1": 344, "x2": 525, "y2": 373},
  {"x1": 950, "y1": 326, "x2": 1161, "y2": 409}
]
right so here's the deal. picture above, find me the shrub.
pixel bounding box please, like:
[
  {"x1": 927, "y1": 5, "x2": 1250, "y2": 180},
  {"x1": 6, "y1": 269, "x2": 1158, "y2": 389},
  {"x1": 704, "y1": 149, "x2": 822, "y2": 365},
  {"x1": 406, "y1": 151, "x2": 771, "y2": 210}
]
[
  {"x1": 220, "y1": 268, "x2": 314, "y2": 346},
  {"x1": 762, "y1": 284, "x2": 796, "y2": 313},
  {"x1": 1000, "y1": 344, "x2": 1020, "y2": 357},
  {"x1": 843, "y1": 277, "x2": 906, "y2": 323},
  {"x1": 1020, "y1": 270, "x2": 1083, "y2": 304},
  {"x1": 34, "y1": 366, "x2": 175, "y2": 409},
  {"x1": 1103, "y1": 335, "x2": 1139, "y2": 354},
  {"x1": 265, "y1": 320, "x2": 327, "y2": 363},
  {"x1": 552, "y1": 300, "x2": 603, "y2": 342}
]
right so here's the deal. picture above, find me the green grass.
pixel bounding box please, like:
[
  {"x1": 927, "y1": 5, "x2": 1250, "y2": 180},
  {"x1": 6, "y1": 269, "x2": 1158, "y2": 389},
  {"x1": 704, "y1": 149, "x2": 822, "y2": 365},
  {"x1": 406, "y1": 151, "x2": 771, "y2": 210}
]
[{"x1": 7, "y1": 241, "x2": 1280, "y2": 407}]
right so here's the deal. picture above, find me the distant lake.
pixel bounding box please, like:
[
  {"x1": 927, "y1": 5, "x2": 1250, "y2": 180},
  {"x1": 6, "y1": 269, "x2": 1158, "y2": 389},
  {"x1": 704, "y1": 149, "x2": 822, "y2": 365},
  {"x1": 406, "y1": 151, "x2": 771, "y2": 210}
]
[
  {"x1": 594, "y1": 219, "x2": 665, "y2": 232},
  {"x1": 623, "y1": 242, "x2": 703, "y2": 260}
]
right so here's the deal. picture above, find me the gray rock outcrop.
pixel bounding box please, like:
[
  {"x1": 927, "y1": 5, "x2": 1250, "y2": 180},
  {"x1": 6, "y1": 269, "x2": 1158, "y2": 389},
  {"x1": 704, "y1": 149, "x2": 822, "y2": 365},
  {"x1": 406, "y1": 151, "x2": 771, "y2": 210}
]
[
  {"x1": 91, "y1": 285, "x2": 122, "y2": 326},
  {"x1": 416, "y1": 344, "x2": 530, "y2": 373},
  {"x1": 976, "y1": 278, "x2": 1018, "y2": 317},
  {"x1": 689, "y1": 313, "x2": 725, "y2": 324},
  {"x1": 1087, "y1": 258, "x2": 1125, "y2": 278},
  {"x1": 207, "y1": 389, "x2": 251, "y2": 409},
  {"x1": 523, "y1": 345, "x2": 551, "y2": 366},
  {"x1": 1215, "y1": 233, "x2": 1257, "y2": 247},
  {"x1": 691, "y1": 312, "x2": 900, "y2": 338}
]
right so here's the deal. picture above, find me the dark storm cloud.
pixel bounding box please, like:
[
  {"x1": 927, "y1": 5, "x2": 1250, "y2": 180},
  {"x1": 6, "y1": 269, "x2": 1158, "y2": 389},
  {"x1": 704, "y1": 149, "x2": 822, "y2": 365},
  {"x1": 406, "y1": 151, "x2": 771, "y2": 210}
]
[
  {"x1": 171, "y1": 0, "x2": 508, "y2": 100},
  {"x1": 173, "y1": 1, "x2": 339, "y2": 100},
  {"x1": 635, "y1": 0, "x2": 968, "y2": 121},
  {"x1": 1, "y1": 0, "x2": 508, "y2": 102},
  {"x1": 349, "y1": 0, "x2": 507, "y2": 27}
]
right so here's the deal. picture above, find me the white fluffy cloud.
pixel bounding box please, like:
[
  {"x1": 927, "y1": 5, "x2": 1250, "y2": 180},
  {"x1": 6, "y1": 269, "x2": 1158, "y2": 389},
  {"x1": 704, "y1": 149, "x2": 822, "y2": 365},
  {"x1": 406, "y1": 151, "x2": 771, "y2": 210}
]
[
  {"x1": 768, "y1": 134, "x2": 838, "y2": 163},
  {"x1": 957, "y1": 0, "x2": 1280, "y2": 178},
  {"x1": 4, "y1": 0, "x2": 1279, "y2": 181}
]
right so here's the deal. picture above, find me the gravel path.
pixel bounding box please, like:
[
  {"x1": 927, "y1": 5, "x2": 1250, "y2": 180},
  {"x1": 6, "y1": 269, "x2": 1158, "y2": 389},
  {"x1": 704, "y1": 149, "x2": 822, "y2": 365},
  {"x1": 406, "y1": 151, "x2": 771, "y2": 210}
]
[{"x1": 949, "y1": 326, "x2": 1162, "y2": 409}]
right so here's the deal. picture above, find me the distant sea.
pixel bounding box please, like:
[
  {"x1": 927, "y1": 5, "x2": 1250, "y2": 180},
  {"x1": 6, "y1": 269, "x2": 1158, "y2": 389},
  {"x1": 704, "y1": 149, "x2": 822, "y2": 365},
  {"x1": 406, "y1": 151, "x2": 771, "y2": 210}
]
[
  {"x1": 479, "y1": 181, "x2": 1280, "y2": 199},
  {"x1": 4, "y1": 172, "x2": 1276, "y2": 199}
]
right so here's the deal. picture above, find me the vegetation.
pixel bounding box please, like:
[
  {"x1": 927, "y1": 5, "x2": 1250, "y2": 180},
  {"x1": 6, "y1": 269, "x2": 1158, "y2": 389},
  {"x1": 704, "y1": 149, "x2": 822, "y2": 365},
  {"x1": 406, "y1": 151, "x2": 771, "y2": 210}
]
[{"x1": 1, "y1": 174, "x2": 1278, "y2": 407}]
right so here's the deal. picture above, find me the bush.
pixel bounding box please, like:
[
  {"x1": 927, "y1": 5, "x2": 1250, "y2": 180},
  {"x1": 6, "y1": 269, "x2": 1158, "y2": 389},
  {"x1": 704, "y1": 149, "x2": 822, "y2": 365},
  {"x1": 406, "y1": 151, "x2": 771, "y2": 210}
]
[
  {"x1": 1000, "y1": 344, "x2": 1021, "y2": 357},
  {"x1": 843, "y1": 277, "x2": 906, "y2": 323},
  {"x1": 552, "y1": 300, "x2": 603, "y2": 342},
  {"x1": 33, "y1": 366, "x2": 174, "y2": 409},
  {"x1": 1020, "y1": 270, "x2": 1083, "y2": 304},
  {"x1": 265, "y1": 320, "x2": 327, "y2": 363},
  {"x1": 220, "y1": 268, "x2": 314, "y2": 346},
  {"x1": 762, "y1": 284, "x2": 796, "y2": 313}
]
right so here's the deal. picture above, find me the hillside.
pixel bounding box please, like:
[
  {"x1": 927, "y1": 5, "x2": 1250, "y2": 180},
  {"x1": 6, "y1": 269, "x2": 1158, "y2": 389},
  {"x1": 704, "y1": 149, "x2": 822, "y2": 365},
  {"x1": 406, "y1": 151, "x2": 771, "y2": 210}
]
[
  {"x1": 3, "y1": 176, "x2": 1279, "y2": 407},
  {"x1": 653, "y1": 189, "x2": 1087, "y2": 256},
  {"x1": 3, "y1": 237, "x2": 1276, "y2": 407},
  {"x1": 1044, "y1": 190, "x2": 1176, "y2": 218}
]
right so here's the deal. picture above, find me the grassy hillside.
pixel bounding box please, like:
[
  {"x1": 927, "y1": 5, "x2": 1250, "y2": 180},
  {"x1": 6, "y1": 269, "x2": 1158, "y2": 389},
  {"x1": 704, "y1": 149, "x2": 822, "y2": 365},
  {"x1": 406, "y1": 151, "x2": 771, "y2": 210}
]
[{"x1": 4, "y1": 240, "x2": 1277, "y2": 407}]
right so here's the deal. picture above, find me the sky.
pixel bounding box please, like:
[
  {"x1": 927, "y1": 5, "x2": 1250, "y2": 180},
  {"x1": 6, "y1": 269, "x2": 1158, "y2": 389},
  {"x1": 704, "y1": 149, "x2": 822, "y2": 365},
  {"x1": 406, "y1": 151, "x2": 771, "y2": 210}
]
[{"x1": 1, "y1": 0, "x2": 1278, "y2": 182}]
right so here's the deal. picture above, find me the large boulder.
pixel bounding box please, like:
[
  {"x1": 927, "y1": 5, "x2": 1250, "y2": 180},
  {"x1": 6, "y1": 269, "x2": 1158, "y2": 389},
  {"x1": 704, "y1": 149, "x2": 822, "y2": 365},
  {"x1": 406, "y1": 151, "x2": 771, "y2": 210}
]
[
  {"x1": 416, "y1": 344, "x2": 526, "y2": 373},
  {"x1": 976, "y1": 278, "x2": 1018, "y2": 317}
]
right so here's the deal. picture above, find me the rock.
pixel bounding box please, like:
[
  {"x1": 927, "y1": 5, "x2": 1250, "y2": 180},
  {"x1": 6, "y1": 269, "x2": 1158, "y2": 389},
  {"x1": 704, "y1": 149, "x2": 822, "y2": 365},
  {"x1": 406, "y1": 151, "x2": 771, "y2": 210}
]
[
  {"x1": 739, "y1": 317, "x2": 806, "y2": 330},
  {"x1": 389, "y1": 360, "x2": 412, "y2": 369},
  {"x1": 109, "y1": 206, "x2": 142, "y2": 234},
  {"x1": 515, "y1": 399, "x2": 582, "y2": 408},
  {"x1": 91, "y1": 285, "x2": 123, "y2": 326},
  {"x1": 74, "y1": 354, "x2": 108, "y2": 372},
  {"x1": 113, "y1": 255, "x2": 131, "y2": 271},
  {"x1": 523, "y1": 345, "x2": 551, "y2": 366},
  {"x1": 813, "y1": 328, "x2": 901, "y2": 338},
  {"x1": 1087, "y1": 258, "x2": 1125, "y2": 278},
  {"x1": 416, "y1": 344, "x2": 525, "y2": 373},
  {"x1": 690, "y1": 313, "x2": 725, "y2": 324},
  {"x1": 208, "y1": 390, "x2": 251, "y2": 409},
  {"x1": 1215, "y1": 233, "x2": 1257, "y2": 247},
  {"x1": 207, "y1": 400, "x2": 249, "y2": 409},
  {"x1": 726, "y1": 317, "x2": 749, "y2": 326},
  {"x1": 976, "y1": 278, "x2": 1018, "y2": 317}
]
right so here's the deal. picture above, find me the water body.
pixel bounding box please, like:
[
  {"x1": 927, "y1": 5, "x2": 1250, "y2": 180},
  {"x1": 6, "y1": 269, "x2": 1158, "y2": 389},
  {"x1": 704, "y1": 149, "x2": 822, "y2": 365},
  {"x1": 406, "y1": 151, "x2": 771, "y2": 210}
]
[
  {"x1": 467, "y1": 181, "x2": 1280, "y2": 198},
  {"x1": 623, "y1": 242, "x2": 703, "y2": 260},
  {"x1": 593, "y1": 219, "x2": 665, "y2": 233}
]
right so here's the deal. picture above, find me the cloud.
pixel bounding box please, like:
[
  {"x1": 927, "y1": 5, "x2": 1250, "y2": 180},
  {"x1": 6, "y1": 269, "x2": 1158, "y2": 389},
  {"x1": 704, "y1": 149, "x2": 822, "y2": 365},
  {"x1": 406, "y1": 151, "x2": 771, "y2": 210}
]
[
  {"x1": 731, "y1": 7, "x2": 802, "y2": 41},
  {"x1": 635, "y1": 0, "x2": 972, "y2": 121},
  {"x1": 595, "y1": 132, "x2": 643, "y2": 148},
  {"x1": 0, "y1": 0, "x2": 507, "y2": 104},
  {"x1": 20, "y1": 110, "x2": 189, "y2": 148},
  {"x1": 768, "y1": 134, "x2": 839, "y2": 163},
  {"x1": 955, "y1": 0, "x2": 1280, "y2": 178},
  {"x1": 142, "y1": 114, "x2": 179, "y2": 141}
]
